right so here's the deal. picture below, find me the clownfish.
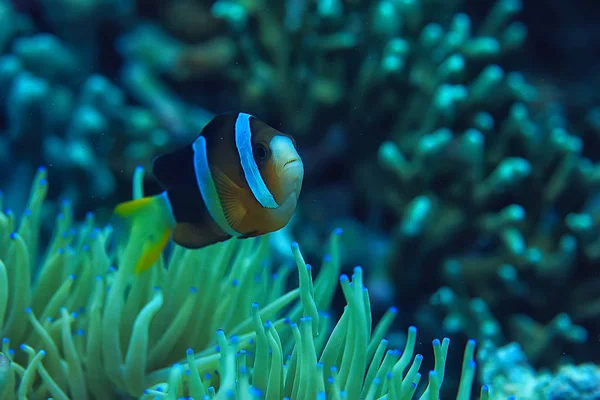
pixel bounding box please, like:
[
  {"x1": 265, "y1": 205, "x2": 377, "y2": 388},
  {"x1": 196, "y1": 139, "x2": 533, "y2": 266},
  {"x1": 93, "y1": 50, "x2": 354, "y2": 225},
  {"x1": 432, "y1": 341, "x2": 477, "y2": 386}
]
[{"x1": 113, "y1": 112, "x2": 304, "y2": 273}]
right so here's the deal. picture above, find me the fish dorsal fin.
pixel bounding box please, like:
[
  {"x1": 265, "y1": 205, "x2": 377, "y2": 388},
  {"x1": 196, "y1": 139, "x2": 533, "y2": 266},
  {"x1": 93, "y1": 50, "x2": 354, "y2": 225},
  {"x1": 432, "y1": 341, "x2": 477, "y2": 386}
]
[
  {"x1": 152, "y1": 145, "x2": 195, "y2": 189},
  {"x1": 198, "y1": 112, "x2": 237, "y2": 141},
  {"x1": 152, "y1": 113, "x2": 237, "y2": 189},
  {"x1": 212, "y1": 167, "x2": 248, "y2": 232}
]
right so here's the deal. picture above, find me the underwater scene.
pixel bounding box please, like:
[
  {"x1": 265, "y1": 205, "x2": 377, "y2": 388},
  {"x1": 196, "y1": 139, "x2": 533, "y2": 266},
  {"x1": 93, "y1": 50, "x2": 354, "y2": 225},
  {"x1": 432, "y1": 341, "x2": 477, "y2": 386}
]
[{"x1": 1, "y1": 0, "x2": 599, "y2": 398}]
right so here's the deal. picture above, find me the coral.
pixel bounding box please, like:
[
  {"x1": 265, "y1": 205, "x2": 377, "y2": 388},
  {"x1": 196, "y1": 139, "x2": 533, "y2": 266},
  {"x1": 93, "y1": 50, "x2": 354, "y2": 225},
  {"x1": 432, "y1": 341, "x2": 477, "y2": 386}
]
[
  {"x1": 0, "y1": 0, "x2": 33, "y2": 52},
  {"x1": 478, "y1": 341, "x2": 600, "y2": 400},
  {"x1": 0, "y1": 168, "x2": 486, "y2": 399},
  {"x1": 0, "y1": 0, "x2": 216, "y2": 218},
  {"x1": 115, "y1": 0, "x2": 537, "y2": 239},
  {"x1": 340, "y1": 0, "x2": 600, "y2": 368},
  {"x1": 541, "y1": 364, "x2": 600, "y2": 400}
]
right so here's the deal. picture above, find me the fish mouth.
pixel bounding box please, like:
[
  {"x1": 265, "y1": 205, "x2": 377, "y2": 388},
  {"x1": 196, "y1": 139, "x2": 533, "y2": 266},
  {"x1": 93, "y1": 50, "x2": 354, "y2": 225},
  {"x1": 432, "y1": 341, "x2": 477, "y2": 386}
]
[{"x1": 283, "y1": 158, "x2": 299, "y2": 168}]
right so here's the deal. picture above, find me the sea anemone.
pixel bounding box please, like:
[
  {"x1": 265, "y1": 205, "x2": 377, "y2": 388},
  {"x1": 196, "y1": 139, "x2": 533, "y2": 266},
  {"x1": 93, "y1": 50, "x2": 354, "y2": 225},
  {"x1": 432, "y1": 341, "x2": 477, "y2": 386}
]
[{"x1": 0, "y1": 167, "x2": 486, "y2": 399}]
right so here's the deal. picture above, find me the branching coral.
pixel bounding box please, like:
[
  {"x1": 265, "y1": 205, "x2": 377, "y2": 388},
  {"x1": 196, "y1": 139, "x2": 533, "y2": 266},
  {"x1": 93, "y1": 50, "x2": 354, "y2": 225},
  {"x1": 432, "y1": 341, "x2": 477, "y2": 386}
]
[
  {"x1": 478, "y1": 341, "x2": 600, "y2": 400},
  {"x1": 0, "y1": 33, "x2": 208, "y2": 201},
  {"x1": 0, "y1": 169, "x2": 487, "y2": 398},
  {"x1": 0, "y1": 0, "x2": 217, "y2": 217},
  {"x1": 340, "y1": 0, "x2": 600, "y2": 367}
]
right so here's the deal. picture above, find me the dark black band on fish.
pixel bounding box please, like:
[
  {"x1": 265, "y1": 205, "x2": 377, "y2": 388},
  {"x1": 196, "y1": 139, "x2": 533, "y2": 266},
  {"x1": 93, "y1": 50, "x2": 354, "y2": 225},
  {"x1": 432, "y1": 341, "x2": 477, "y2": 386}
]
[{"x1": 151, "y1": 144, "x2": 209, "y2": 224}]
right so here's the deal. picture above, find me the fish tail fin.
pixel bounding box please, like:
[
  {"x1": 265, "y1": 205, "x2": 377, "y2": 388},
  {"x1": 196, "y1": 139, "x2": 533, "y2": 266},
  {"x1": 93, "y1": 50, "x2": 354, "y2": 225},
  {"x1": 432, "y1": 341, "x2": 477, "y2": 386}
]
[{"x1": 113, "y1": 193, "x2": 175, "y2": 274}]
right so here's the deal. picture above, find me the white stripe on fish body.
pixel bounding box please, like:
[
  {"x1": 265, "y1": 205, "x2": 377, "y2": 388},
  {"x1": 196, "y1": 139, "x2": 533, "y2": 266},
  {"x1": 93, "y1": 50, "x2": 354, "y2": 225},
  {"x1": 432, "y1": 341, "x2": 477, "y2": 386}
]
[
  {"x1": 235, "y1": 113, "x2": 280, "y2": 209},
  {"x1": 192, "y1": 136, "x2": 242, "y2": 237}
]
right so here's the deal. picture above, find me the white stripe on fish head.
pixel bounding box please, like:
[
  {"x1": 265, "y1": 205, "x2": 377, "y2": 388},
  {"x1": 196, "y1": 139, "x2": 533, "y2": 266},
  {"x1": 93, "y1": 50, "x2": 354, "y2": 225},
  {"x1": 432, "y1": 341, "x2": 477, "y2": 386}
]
[{"x1": 235, "y1": 113, "x2": 280, "y2": 209}]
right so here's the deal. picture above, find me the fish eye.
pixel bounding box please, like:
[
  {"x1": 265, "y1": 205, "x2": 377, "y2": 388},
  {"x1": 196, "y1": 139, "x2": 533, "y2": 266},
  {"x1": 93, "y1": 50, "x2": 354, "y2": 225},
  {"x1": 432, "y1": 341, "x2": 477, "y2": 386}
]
[{"x1": 253, "y1": 143, "x2": 269, "y2": 161}]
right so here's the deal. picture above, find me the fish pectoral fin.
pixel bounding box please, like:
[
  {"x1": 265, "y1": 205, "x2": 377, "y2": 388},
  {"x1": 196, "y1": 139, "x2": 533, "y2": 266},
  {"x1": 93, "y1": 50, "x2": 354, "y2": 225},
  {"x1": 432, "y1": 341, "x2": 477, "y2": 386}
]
[
  {"x1": 212, "y1": 167, "x2": 248, "y2": 231},
  {"x1": 173, "y1": 222, "x2": 231, "y2": 249}
]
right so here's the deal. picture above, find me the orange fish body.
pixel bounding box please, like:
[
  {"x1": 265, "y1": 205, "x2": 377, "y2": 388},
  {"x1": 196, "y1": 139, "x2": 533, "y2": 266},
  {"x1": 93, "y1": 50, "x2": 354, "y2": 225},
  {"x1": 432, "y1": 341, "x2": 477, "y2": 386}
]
[{"x1": 114, "y1": 112, "x2": 304, "y2": 273}]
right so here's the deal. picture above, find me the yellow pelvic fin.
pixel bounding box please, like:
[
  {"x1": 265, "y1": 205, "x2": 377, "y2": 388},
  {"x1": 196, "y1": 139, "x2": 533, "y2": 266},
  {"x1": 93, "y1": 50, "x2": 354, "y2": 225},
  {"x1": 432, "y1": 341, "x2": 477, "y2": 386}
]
[
  {"x1": 133, "y1": 227, "x2": 172, "y2": 274},
  {"x1": 113, "y1": 194, "x2": 174, "y2": 274},
  {"x1": 212, "y1": 167, "x2": 248, "y2": 231},
  {"x1": 114, "y1": 197, "x2": 153, "y2": 217}
]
